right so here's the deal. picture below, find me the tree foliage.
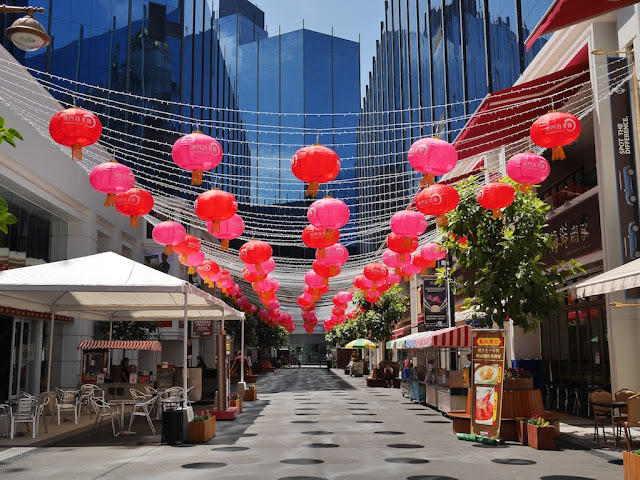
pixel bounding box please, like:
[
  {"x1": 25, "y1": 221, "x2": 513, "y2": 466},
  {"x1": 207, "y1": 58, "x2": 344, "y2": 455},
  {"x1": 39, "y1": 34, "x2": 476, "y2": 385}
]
[
  {"x1": 96, "y1": 321, "x2": 160, "y2": 340},
  {"x1": 325, "y1": 284, "x2": 409, "y2": 345},
  {"x1": 436, "y1": 176, "x2": 583, "y2": 331},
  {"x1": 0, "y1": 117, "x2": 20, "y2": 233}
]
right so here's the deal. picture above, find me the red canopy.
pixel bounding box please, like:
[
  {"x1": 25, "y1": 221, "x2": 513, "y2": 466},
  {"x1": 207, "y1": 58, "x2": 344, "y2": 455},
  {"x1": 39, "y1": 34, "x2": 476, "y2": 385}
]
[
  {"x1": 414, "y1": 325, "x2": 472, "y2": 349},
  {"x1": 453, "y1": 62, "x2": 589, "y2": 161},
  {"x1": 77, "y1": 340, "x2": 162, "y2": 351},
  {"x1": 526, "y1": 0, "x2": 640, "y2": 51}
]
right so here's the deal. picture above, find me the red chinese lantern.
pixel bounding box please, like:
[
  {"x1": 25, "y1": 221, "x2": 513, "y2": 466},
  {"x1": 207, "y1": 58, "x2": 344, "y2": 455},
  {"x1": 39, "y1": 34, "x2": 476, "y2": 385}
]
[
  {"x1": 412, "y1": 254, "x2": 436, "y2": 274},
  {"x1": 530, "y1": 111, "x2": 581, "y2": 161},
  {"x1": 208, "y1": 214, "x2": 244, "y2": 250},
  {"x1": 421, "y1": 242, "x2": 447, "y2": 261},
  {"x1": 49, "y1": 107, "x2": 102, "y2": 161},
  {"x1": 302, "y1": 225, "x2": 339, "y2": 257},
  {"x1": 180, "y1": 250, "x2": 204, "y2": 275},
  {"x1": 298, "y1": 294, "x2": 314, "y2": 310},
  {"x1": 89, "y1": 162, "x2": 135, "y2": 206},
  {"x1": 242, "y1": 268, "x2": 264, "y2": 283},
  {"x1": 477, "y1": 183, "x2": 515, "y2": 218},
  {"x1": 171, "y1": 131, "x2": 223, "y2": 185},
  {"x1": 415, "y1": 184, "x2": 459, "y2": 227},
  {"x1": 152, "y1": 221, "x2": 187, "y2": 255},
  {"x1": 353, "y1": 274, "x2": 373, "y2": 291},
  {"x1": 196, "y1": 259, "x2": 220, "y2": 285},
  {"x1": 312, "y1": 261, "x2": 341, "y2": 285},
  {"x1": 407, "y1": 137, "x2": 458, "y2": 185},
  {"x1": 307, "y1": 197, "x2": 350, "y2": 230},
  {"x1": 114, "y1": 188, "x2": 154, "y2": 228},
  {"x1": 506, "y1": 152, "x2": 550, "y2": 192},
  {"x1": 305, "y1": 283, "x2": 328, "y2": 299},
  {"x1": 365, "y1": 291, "x2": 381, "y2": 304},
  {"x1": 239, "y1": 240, "x2": 273, "y2": 265},
  {"x1": 390, "y1": 210, "x2": 427, "y2": 238},
  {"x1": 173, "y1": 234, "x2": 201, "y2": 263},
  {"x1": 315, "y1": 243, "x2": 349, "y2": 267},
  {"x1": 387, "y1": 233, "x2": 419, "y2": 263},
  {"x1": 194, "y1": 189, "x2": 237, "y2": 234},
  {"x1": 291, "y1": 144, "x2": 341, "y2": 197},
  {"x1": 336, "y1": 291, "x2": 353, "y2": 304},
  {"x1": 364, "y1": 262, "x2": 388, "y2": 290}
]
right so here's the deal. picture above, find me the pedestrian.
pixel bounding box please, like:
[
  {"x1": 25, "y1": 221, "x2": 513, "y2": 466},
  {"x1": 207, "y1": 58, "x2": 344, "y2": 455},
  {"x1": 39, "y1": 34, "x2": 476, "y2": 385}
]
[
  {"x1": 297, "y1": 353, "x2": 302, "y2": 368},
  {"x1": 384, "y1": 363, "x2": 394, "y2": 388},
  {"x1": 325, "y1": 351, "x2": 333, "y2": 372},
  {"x1": 196, "y1": 355, "x2": 207, "y2": 370}
]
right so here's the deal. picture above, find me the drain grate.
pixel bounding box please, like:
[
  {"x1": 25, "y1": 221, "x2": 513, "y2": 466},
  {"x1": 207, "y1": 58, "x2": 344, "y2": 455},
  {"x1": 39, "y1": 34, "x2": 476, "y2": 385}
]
[{"x1": 0, "y1": 447, "x2": 47, "y2": 467}]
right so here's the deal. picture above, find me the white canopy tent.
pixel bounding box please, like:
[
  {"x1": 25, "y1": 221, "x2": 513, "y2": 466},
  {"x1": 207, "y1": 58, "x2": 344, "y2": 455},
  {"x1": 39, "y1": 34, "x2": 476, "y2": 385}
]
[
  {"x1": 570, "y1": 258, "x2": 640, "y2": 298},
  {"x1": 0, "y1": 252, "x2": 244, "y2": 403}
]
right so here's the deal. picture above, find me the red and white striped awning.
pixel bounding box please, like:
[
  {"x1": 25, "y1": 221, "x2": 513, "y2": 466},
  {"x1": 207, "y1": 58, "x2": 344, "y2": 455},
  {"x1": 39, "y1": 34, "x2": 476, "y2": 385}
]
[
  {"x1": 77, "y1": 340, "x2": 162, "y2": 351},
  {"x1": 414, "y1": 325, "x2": 472, "y2": 349}
]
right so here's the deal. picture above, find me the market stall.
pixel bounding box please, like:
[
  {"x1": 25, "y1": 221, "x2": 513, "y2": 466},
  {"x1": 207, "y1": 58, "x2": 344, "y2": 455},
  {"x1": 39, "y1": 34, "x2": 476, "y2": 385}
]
[{"x1": 407, "y1": 325, "x2": 472, "y2": 413}]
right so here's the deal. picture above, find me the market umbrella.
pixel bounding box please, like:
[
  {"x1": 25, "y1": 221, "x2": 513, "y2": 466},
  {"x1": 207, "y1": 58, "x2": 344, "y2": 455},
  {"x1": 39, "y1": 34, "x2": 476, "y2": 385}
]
[{"x1": 345, "y1": 339, "x2": 377, "y2": 375}]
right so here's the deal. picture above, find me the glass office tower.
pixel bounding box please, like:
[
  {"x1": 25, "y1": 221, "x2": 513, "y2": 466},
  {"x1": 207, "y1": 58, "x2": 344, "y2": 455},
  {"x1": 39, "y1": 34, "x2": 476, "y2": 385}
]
[{"x1": 357, "y1": 0, "x2": 552, "y2": 253}]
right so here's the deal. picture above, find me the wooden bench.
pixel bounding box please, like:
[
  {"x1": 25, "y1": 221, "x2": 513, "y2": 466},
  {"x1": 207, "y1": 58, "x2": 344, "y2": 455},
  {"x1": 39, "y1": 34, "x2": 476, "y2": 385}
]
[{"x1": 366, "y1": 377, "x2": 400, "y2": 388}]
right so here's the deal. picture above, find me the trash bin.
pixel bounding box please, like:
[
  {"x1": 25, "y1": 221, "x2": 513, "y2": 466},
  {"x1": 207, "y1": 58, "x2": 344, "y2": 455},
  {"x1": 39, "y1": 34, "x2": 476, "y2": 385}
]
[{"x1": 161, "y1": 406, "x2": 184, "y2": 445}]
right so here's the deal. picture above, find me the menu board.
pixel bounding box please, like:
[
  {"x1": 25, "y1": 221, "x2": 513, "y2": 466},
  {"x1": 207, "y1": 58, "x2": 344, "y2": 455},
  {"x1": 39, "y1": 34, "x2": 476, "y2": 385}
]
[{"x1": 470, "y1": 329, "x2": 505, "y2": 439}]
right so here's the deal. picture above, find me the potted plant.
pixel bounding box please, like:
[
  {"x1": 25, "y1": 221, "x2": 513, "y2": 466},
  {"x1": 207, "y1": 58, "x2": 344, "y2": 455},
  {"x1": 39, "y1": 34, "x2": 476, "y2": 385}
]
[
  {"x1": 245, "y1": 385, "x2": 257, "y2": 401},
  {"x1": 188, "y1": 410, "x2": 216, "y2": 443},
  {"x1": 230, "y1": 393, "x2": 242, "y2": 413},
  {"x1": 504, "y1": 368, "x2": 534, "y2": 390},
  {"x1": 624, "y1": 449, "x2": 640, "y2": 480},
  {"x1": 526, "y1": 414, "x2": 555, "y2": 450}
]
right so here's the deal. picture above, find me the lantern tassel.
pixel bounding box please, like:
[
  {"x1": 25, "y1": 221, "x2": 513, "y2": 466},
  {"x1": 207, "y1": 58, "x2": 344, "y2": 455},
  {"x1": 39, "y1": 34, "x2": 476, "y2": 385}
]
[
  {"x1": 221, "y1": 239, "x2": 230, "y2": 250},
  {"x1": 130, "y1": 216, "x2": 139, "y2": 228},
  {"x1": 164, "y1": 245, "x2": 173, "y2": 255},
  {"x1": 402, "y1": 237, "x2": 413, "y2": 250},
  {"x1": 191, "y1": 169, "x2": 203, "y2": 185},
  {"x1": 71, "y1": 144, "x2": 82, "y2": 161},
  {"x1": 551, "y1": 146, "x2": 565, "y2": 161},
  {"x1": 435, "y1": 214, "x2": 448, "y2": 228},
  {"x1": 104, "y1": 194, "x2": 116, "y2": 207},
  {"x1": 318, "y1": 248, "x2": 326, "y2": 259},
  {"x1": 419, "y1": 173, "x2": 435, "y2": 186},
  {"x1": 492, "y1": 210, "x2": 503, "y2": 219},
  {"x1": 210, "y1": 221, "x2": 220, "y2": 235},
  {"x1": 255, "y1": 263, "x2": 263, "y2": 273},
  {"x1": 324, "y1": 229, "x2": 335, "y2": 242},
  {"x1": 395, "y1": 267, "x2": 402, "y2": 275},
  {"x1": 517, "y1": 183, "x2": 532, "y2": 193},
  {"x1": 188, "y1": 266, "x2": 195, "y2": 274},
  {"x1": 322, "y1": 278, "x2": 329, "y2": 287},
  {"x1": 306, "y1": 181, "x2": 320, "y2": 197},
  {"x1": 180, "y1": 255, "x2": 187, "y2": 263}
]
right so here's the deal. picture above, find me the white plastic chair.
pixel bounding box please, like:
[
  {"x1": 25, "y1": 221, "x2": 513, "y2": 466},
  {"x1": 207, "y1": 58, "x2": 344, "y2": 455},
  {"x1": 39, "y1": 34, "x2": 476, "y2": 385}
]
[
  {"x1": 128, "y1": 394, "x2": 157, "y2": 435},
  {"x1": 10, "y1": 397, "x2": 38, "y2": 439},
  {"x1": 0, "y1": 403, "x2": 10, "y2": 437},
  {"x1": 89, "y1": 398, "x2": 121, "y2": 437},
  {"x1": 55, "y1": 389, "x2": 78, "y2": 425},
  {"x1": 36, "y1": 395, "x2": 49, "y2": 435},
  {"x1": 78, "y1": 384, "x2": 104, "y2": 418}
]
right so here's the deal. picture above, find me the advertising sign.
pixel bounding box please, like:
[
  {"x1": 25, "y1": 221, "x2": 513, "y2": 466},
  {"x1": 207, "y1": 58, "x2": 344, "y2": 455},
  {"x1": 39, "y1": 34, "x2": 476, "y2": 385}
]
[
  {"x1": 607, "y1": 57, "x2": 640, "y2": 297},
  {"x1": 423, "y1": 277, "x2": 448, "y2": 329},
  {"x1": 192, "y1": 320, "x2": 213, "y2": 337},
  {"x1": 470, "y1": 329, "x2": 506, "y2": 439},
  {"x1": 141, "y1": 247, "x2": 175, "y2": 276}
]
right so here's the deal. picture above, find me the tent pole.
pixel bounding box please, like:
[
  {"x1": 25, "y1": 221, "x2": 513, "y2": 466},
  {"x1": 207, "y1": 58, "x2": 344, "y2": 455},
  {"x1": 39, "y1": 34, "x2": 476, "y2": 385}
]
[
  {"x1": 46, "y1": 310, "x2": 55, "y2": 392},
  {"x1": 183, "y1": 290, "x2": 188, "y2": 405},
  {"x1": 240, "y1": 317, "x2": 245, "y2": 383},
  {"x1": 107, "y1": 318, "x2": 113, "y2": 377}
]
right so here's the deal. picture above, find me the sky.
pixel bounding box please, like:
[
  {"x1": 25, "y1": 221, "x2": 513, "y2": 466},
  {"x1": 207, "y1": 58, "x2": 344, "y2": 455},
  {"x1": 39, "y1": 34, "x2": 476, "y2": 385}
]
[{"x1": 214, "y1": 0, "x2": 387, "y2": 98}]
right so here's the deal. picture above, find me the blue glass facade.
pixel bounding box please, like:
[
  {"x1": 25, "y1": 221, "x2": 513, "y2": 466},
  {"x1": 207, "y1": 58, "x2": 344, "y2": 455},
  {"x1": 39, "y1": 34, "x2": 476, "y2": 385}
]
[{"x1": 357, "y1": 0, "x2": 551, "y2": 253}]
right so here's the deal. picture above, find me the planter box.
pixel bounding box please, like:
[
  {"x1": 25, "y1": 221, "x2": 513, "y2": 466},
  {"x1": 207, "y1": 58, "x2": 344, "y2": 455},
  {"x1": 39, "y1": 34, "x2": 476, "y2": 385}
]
[
  {"x1": 504, "y1": 378, "x2": 533, "y2": 390},
  {"x1": 517, "y1": 420, "x2": 528, "y2": 445},
  {"x1": 624, "y1": 451, "x2": 640, "y2": 480},
  {"x1": 188, "y1": 417, "x2": 216, "y2": 443},
  {"x1": 245, "y1": 388, "x2": 257, "y2": 401},
  {"x1": 230, "y1": 397, "x2": 242, "y2": 413},
  {"x1": 527, "y1": 423, "x2": 555, "y2": 450}
]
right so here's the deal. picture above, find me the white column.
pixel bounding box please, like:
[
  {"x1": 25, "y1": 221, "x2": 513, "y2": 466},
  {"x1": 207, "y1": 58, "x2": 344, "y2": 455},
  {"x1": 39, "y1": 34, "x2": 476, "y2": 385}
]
[
  {"x1": 182, "y1": 290, "x2": 188, "y2": 404},
  {"x1": 46, "y1": 310, "x2": 55, "y2": 392},
  {"x1": 240, "y1": 317, "x2": 245, "y2": 383}
]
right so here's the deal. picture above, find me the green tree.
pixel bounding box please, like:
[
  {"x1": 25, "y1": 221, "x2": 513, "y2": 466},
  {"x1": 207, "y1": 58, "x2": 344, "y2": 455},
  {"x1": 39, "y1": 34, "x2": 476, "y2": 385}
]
[
  {"x1": 0, "y1": 116, "x2": 23, "y2": 148},
  {"x1": 0, "y1": 117, "x2": 21, "y2": 233},
  {"x1": 436, "y1": 176, "x2": 583, "y2": 331},
  {"x1": 96, "y1": 321, "x2": 160, "y2": 340},
  {"x1": 325, "y1": 315, "x2": 367, "y2": 345}
]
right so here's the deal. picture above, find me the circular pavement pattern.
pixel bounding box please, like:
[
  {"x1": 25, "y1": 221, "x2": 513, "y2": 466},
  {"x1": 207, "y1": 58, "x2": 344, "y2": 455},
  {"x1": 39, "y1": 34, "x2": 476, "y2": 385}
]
[
  {"x1": 277, "y1": 477, "x2": 329, "y2": 480},
  {"x1": 385, "y1": 457, "x2": 430, "y2": 464},
  {"x1": 302, "y1": 443, "x2": 340, "y2": 448},
  {"x1": 295, "y1": 413, "x2": 319, "y2": 416},
  {"x1": 356, "y1": 420, "x2": 383, "y2": 424},
  {"x1": 388, "y1": 443, "x2": 425, "y2": 449},
  {"x1": 181, "y1": 462, "x2": 226, "y2": 469},
  {"x1": 424, "y1": 420, "x2": 450, "y2": 424},
  {"x1": 280, "y1": 459, "x2": 325, "y2": 465},
  {"x1": 301, "y1": 431, "x2": 334, "y2": 435},
  {"x1": 491, "y1": 458, "x2": 536, "y2": 465},
  {"x1": 212, "y1": 446, "x2": 249, "y2": 452},
  {"x1": 407, "y1": 476, "x2": 458, "y2": 480},
  {"x1": 374, "y1": 431, "x2": 405, "y2": 435},
  {"x1": 291, "y1": 420, "x2": 319, "y2": 424}
]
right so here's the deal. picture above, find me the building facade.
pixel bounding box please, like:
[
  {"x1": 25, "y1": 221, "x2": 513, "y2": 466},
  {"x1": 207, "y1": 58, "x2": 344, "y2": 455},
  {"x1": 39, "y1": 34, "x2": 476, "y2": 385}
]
[{"x1": 357, "y1": 0, "x2": 552, "y2": 253}]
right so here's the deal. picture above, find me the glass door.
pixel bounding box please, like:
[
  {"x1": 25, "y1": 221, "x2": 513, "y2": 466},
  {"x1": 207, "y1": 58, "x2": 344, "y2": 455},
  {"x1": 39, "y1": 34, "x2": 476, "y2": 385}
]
[{"x1": 9, "y1": 318, "x2": 42, "y2": 398}]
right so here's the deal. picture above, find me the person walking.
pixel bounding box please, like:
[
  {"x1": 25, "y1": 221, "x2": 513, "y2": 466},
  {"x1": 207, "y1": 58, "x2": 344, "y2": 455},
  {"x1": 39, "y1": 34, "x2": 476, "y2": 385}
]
[
  {"x1": 325, "y1": 352, "x2": 333, "y2": 372},
  {"x1": 384, "y1": 363, "x2": 394, "y2": 388},
  {"x1": 297, "y1": 353, "x2": 302, "y2": 368}
]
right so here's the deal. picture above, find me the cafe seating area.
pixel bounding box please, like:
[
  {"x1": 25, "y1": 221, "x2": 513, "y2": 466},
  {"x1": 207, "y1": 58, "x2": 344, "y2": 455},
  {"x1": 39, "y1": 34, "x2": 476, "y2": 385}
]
[{"x1": 582, "y1": 387, "x2": 640, "y2": 449}]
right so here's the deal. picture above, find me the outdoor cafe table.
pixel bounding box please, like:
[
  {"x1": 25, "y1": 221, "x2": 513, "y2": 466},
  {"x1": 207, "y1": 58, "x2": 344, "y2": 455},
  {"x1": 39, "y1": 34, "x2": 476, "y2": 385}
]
[
  {"x1": 589, "y1": 399, "x2": 626, "y2": 446},
  {"x1": 108, "y1": 399, "x2": 137, "y2": 436}
]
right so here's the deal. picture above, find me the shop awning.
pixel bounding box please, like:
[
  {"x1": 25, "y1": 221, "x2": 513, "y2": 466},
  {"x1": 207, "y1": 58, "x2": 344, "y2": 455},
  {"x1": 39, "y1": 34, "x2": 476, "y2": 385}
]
[
  {"x1": 77, "y1": 340, "x2": 162, "y2": 351},
  {"x1": 386, "y1": 331, "x2": 425, "y2": 349},
  {"x1": 525, "y1": 0, "x2": 640, "y2": 51},
  {"x1": 570, "y1": 258, "x2": 640, "y2": 298},
  {"x1": 413, "y1": 325, "x2": 472, "y2": 349},
  {"x1": 453, "y1": 63, "x2": 589, "y2": 161}
]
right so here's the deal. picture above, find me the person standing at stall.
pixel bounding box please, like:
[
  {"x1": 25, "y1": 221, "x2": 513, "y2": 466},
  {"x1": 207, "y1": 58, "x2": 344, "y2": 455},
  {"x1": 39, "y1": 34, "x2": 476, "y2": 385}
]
[
  {"x1": 384, "y1": 363, "x2": 395, "y2": 388},
  {"x1": 120, "y1": 357, "x2": 130, "y2": 382}
]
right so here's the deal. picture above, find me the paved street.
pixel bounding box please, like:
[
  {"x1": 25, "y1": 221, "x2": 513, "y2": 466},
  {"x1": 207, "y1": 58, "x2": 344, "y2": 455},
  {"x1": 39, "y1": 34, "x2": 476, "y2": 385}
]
[{"x1": 0, "y1": 367, "x2": 623, "y2": 480}]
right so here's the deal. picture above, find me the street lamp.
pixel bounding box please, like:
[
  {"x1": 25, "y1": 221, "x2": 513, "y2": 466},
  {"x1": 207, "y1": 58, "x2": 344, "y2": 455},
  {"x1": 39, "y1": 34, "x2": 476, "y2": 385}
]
[{"x1": 1, "y1": 5, "x2": 49, "y2": 52}]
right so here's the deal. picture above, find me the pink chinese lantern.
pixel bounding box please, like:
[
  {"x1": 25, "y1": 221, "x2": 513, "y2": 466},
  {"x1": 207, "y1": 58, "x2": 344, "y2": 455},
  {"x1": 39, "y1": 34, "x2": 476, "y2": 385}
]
[
  {"x1": 307, "y1": 197, "x2": 350, "y2": 230},
  {"x1": 171, "y1": 131, "x2": 223, "y2": 185},
  {"x1": 336, "y1": 291, "x2": 353, "y2": 304},
  {"x1": 179, "y1": 250, "x2": 204, "y2": 275},
  {"x1": 364, "y1": 262, "x2": 388, "y2": 290},
  {"x1": 315, "y1": 243, "x2": 349, "y2": 267},
  {"x1": 248, "y1": 304, "x2": 258, "y2": 314},
  {"x1": 407, "y1": 137, "x2": 458, "y2": 185},
  {"x1": 89, "y1": 162, "x2": 135, "y2": 207},
  {"x1": 305, "y1": 270, "x2": 325, "y2": 289},
  {"x1": 477, "y1": 183, "x2": 515, "y2": 218},
  {"x1": 382, "y1": 249, "x2": 405, "y2": 273},
  {"x1": 387, "y1": 271, "x2": 401, "y2": 284},
  {"x1": 421, "y1": 242, "x2": 447, "y2": 261},
  {"x1": 312, "y1": 261, "x2": 341, "y2": 285},
  {"x1": 353, "y1": 274, "x2": 373, "y2": 291},
  {"x1": 401, "y1": 262, "x2": 422, "y2": 280},
  {"x1": 152, "y1": 221, "x2": 187, "y2": 255},
  {"x1": 258, "y1": 309, "x2": 269, "y2": 322},
  {"x1": 245, "y1": 258, "x2": 276, "y2": 275},
  {"x1": 302, "y1": 225, "x2": 339, "y2": 258},
  {"x1": 390, "y1": 210, "x2": 427, "y2": 238},
  {"x1": 195, "y1": 189, "x2": 237, "y2": 235},
  {"x1": 257, "y1": 276, "x2": 279, "y2": 293},
  {"x1": 207, "y1": 214, "x2": 244, "y2": 250},
  {"x1": 387, "y1": 233, "x2": 419, "y2": 264},
  {"x1": 506, "y1": 152, "x2": 550, "y2": 192},
  {"x1": 412, "y1": 252, "x2": 436, "y2": 274}
]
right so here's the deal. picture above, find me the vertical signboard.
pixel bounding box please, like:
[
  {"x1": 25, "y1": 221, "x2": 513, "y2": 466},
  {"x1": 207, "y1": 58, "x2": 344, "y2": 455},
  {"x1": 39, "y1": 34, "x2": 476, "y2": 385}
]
[
  {"x1": 470, "y1": 329, "x2": 506, "y2": 439},
  {"x1": 423, "y1": 277, "x2": 448, "y2": 329},
  {"x1": 192, "y1": 320, "x2": 213, "y2": 337},
  {"x1": 608, "y1": 57, "x2": 640, "y2": 297}
]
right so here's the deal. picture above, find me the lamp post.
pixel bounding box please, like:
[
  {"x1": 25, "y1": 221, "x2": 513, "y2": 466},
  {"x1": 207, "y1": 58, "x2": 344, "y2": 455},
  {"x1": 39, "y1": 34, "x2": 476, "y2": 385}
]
[{"x1": 1, "y1": 5, "x2": 49, "y2": 52}]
